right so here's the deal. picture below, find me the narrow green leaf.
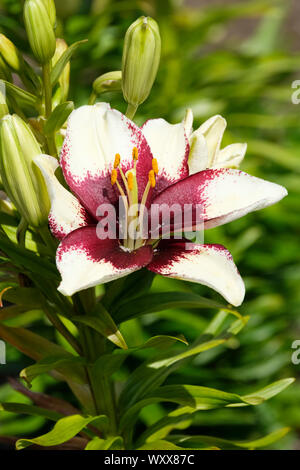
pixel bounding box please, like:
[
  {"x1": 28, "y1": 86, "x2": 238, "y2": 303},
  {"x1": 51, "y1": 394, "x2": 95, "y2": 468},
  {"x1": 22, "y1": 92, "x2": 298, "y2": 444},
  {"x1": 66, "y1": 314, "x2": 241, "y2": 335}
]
[
  {"x1": 0, "y1": 323, "x2": 70, "y2": 361},
  {"x1": 44, "y1": 101, "x2": 74, "y2": 135},
  {"x1": 20, "y1": 355, "x2": 86, "y2": 386},
  {"x1": 85, "y1": 436, "x2": 124, "y2": 450},
  {"x1": 168, "y1": 427, "x2": 291, "y2": 450},
  {"x1": 114, "y1": 292, "x2": 228, "y2": 323},
  {"x1": 0, "y1": 80, "x2": 39, "y2": 110},
  {"x1": 51, "y1": 40, "x2": 88, "y2": 87},
  {"x1": 16, "y1": 414, "x2": 107, "y2": 450},
  {"x1": 0, "y1": 402, "x2": 62, "y2": 422},
  {"x1": 73, "y1": 304, "x2": 127, "y2": 349}
]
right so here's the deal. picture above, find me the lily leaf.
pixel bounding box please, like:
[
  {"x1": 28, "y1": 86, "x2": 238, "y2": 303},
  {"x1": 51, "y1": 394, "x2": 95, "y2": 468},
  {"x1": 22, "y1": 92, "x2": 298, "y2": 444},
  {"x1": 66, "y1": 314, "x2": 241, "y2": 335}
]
[
  {"x1": 0, "y1": 402, "x2": 62, "y2": 422},
  {"x1": 119, "y1": 316, "x2": 249, "y2": 413},
  {"x1": 20, "y1": 355, "x2": 86, "y2": 386},
  {"x1": 16, "y1": 414, "x2": 107, "y2": 450},
  {"x1": 51, "y1": 40, "x2": 88, "y2": 87},
  {"x1": 0, "y1": 324, "x2": 70, "y2": 361},
  {"x1": 168, "y1": 427, "x2": 291, "y2": 450},
  {"x1": 72, "y1": 304, "x2": 127, "y2": 350},
  {"x1": 92, "y1": 335, "x2": 188, "y2": 378},
  {"x1": 85, "y1": 436, "x2": 124, "y2": 450},
  {"x1": 113, "y1": 291, "x2": 232, "y2": 323}
]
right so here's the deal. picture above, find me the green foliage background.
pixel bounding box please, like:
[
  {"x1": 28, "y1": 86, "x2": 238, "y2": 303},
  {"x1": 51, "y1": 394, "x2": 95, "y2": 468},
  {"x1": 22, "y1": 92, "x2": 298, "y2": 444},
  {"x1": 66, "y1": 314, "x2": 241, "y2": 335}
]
[{"x1": 0, "y1": 0, "x2": 299, "y2": 449}]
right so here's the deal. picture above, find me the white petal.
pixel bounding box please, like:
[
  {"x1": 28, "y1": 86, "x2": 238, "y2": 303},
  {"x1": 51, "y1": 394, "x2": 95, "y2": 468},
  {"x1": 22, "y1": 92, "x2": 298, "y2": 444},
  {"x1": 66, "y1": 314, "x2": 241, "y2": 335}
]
[
  {"x1": 35, "y1": 154, "x2": 90, "y2": 239},
  {"x1": 61, "y1": 103, "x2": 140, "y2": 183},
  {"x1": 148, "y1": 243, "x2": 245, "y2": 306},
  {"x1": 182, "y1": 108, "x2": 194, "y2": 137},
  {"x1": 202, "y1": 170, "x2": 288, "y2": 229},
  {"x1": 188, "y1": 132, "x2": 208, "y2": 175},
  {"x1": 212, "y1": 143, "x2": 247, "y2": 169},
  {"x1": 142, "y1": 118, "x2": 189, "y2": 185},
  {"x1": 193, "y1": 115, "x2": 227, "y2": 167},
  {"x1": 57, "y1": 227, "x2": 153, "y2": 296}
]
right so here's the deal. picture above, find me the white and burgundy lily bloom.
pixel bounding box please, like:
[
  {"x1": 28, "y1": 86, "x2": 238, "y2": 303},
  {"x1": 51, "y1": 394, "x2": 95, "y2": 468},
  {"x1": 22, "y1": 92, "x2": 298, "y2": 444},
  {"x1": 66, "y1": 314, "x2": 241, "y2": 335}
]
[{"x1": 35, "y1": 103, "x2": 287, "y2": 306}]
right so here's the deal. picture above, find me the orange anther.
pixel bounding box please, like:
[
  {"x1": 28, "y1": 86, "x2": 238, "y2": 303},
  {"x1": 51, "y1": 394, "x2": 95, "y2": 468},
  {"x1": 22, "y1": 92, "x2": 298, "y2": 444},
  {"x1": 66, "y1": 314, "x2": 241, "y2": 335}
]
[
  {"x1": 132, "y1": 147, "x2": 138, "y2": 161},
  {"x1": 114, "y1": 153, "x2": 121, "y2": 168},
  {"x1": 148, "y1": 169, "x2": 156, "y2": 188},
  {"x1": 111, "y1": 169, "x2": 118, "y2": 185},
  {"x1": 152, "y1": 158, "x2": 158, "y2": 174},
  {"x1": 127, "y1": 172, "x2": 134, "y2": 190}
]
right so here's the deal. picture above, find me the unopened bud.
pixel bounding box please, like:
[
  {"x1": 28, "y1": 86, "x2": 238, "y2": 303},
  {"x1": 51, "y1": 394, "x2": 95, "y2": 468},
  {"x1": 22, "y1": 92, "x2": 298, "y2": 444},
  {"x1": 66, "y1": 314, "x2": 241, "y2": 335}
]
[
  {"x1": 122, "y1": 16, "x2": 161, "y2": 107},
  {"x1": 0, "y1": 115, "x2": 50, "y2": 227},
  {"x1": 24, "y1": 0, "x2": 56, "y2": 65},
  {"x1": 0, "y1": 56, "x2": 12, "y2": 82},
  {"x1": 52, "y1": 39, "x2": 70, "y2": 104},
  {"x1": 0, "y1": 88, "x2": 9, "y2": 119},
  {"x1": 41, "y1": 0, "x2": 56, "y2": 27},
  {"x1": 93, "y1": 71, "x2": 122, "y2": 96},
  {"x1": 0, "y1": 34, "x2": 23, "y2": 73}
]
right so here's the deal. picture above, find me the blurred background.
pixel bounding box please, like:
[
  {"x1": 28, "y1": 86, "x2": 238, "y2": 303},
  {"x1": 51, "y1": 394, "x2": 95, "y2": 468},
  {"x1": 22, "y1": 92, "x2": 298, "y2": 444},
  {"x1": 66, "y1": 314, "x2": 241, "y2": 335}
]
[{"x1": 0, "y1": 0, "x2": 300, "y2": 450}]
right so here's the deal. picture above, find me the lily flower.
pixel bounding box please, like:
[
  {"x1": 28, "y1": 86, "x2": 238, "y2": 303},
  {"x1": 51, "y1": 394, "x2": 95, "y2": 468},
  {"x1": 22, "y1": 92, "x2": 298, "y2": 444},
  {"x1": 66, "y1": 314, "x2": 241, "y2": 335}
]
[
  {"x1": 35, "y1": 103, "x2": 287, "y2": 306},
  {"x1": 184, "y1": 109, "x2": 247, "y2": 174}
]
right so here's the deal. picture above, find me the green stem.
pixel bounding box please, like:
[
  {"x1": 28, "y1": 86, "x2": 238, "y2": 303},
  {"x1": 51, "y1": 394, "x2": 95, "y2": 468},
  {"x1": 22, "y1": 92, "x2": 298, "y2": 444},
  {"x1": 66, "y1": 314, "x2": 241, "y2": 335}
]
[
  {"x1": 39, "y1": 225, "x2": 58, "y2": 254},
  {"x1": 45, "y1": 309, "x2": 82, "y2": 355},
  {"x1": 125, "y1": 103, "x2": 138, "y2": 120},
  {"x1": 74, "y1": 292, "x2": 117, "y2": 434},
  {"x1": 16, "y1": 217, "x2": 28, "y2": 248},
  {"x1": 88, "y1": 91, "x2": 97, "y2": 105},
  {"x1": 42, "y1": 62, "x2": 57, "y2": 157}
]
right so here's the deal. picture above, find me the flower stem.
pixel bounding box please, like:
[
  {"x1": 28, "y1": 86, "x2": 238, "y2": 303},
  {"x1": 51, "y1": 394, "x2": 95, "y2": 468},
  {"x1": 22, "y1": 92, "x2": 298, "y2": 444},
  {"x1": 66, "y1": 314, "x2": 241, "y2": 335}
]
[
  {"x1": 42, "y1": 62, "x2": 57, "y2": 157},
  {"x1": 88, "y1": 92, "x2": 97, "y2": 105},
  {"x1": 125, "y1": 103, "x2": 138, "y2": 120},
  {"x1": 74, "y1": 292, "x2": 117, "y2": 433}
]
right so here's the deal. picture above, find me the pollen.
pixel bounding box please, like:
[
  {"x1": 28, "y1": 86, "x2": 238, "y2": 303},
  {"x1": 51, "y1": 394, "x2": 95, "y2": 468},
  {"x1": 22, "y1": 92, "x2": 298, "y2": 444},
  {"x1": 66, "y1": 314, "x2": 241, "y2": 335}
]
[
  {"x1": 114, "y1": 153, "x2": 121, "y2": 168},
  {"x1": 149, "y1": 169, "x2": 156, "y2": 188},
  {"x1": 132, "y1": 147, "x2": 138, "y2": 161},
  {"x1": 127, "y1": 171, "x2": 134, "y2": 190},
  {"x1": 152, "y1": 158, "x2": 158, "y2": 174},
  {"x1": 111, "y1": 169, "x2": 118, "y2": 185}
]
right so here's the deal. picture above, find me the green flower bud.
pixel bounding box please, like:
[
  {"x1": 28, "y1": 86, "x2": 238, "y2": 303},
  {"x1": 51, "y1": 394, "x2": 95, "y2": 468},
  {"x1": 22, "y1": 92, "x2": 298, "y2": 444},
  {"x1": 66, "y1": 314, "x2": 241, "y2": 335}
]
[
  {"x1": 52, "y1": 39, "x2": 70, "y2": 104},
  {"x1": 93, "y1": 71, "x2": 122, "y2": 95},
  {"x1": 0, "y1": 115, "x2": 50, "y2": 227},
  {"x1": 0, "y1": 88, "x2": 9, "y2": 119},
  {"x1": 41, "y1": 0, "x2": 56, "y2": 27},
  {"x1": 122, "y1": 16, "x2": 161, "y2": 108},
  {"x1": 24, "y1": 0, "x2": 56, "y2": 65},
  {"x1": 0, "y1": 56, "x2": 12, "y2": 82},
  {"x1": 0, "y1": 34, "x2": 23, "y2": 73}
]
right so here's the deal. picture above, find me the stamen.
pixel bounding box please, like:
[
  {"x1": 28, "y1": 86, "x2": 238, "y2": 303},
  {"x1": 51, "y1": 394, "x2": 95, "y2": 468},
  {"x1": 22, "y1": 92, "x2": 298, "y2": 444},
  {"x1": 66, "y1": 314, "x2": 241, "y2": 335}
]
[
  {"x1": 127, "y1": 172, "x2": 134, "y2": 191},
  {"x1": 111, "y1": 169, "x2": 118, "y2": 185},
  {"x1": 132, "y1": 147, "x2": 138, "y2": 161},
  {"x1": 149, "y1": 169, "x2": 156, "y2": 188},
  {"x1": 152, "y1": 158, "x2": 158, "y2": 174},
  {"x1": 114, "y1": 153, "x2": 120, "y2": 168}
]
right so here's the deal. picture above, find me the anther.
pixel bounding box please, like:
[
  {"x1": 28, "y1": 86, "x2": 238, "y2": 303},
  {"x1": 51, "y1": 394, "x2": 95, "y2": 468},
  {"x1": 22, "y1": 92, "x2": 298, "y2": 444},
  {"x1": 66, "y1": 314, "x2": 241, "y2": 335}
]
[
  {"x1": 127, "y1": 172, "x2": 134, "y2": 190},
  {"x1": 132, "y1": 147, "x2": 138, "y2": 161},
  {"x1": 114, "y1": 153, "x2": 121, "y2": 168},
  {"x1": 152, "y1": 158, "x2": 158, "y2": 174},
  {"x1": 149, "y1": 169, "x2": 156, "y2": 188},
  {"x1": 111, "y1": 169, "x2": 118, "y2": 185}
]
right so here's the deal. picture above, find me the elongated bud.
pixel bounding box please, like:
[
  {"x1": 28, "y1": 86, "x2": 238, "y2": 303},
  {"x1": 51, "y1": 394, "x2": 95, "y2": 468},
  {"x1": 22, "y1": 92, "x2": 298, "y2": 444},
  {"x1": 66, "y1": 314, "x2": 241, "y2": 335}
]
[
  {"x1": 0, "y1": 115, "x2": 50, "y2": 227},
  {"x1": 41, "y1": 0, "x2": 56, "y2": 27},
  {"x1": 93, "y1": 71, "x2": 122, "y2": 96},
  {"x1": 0, "y1": 56, "x2": 12, "y2": 82},
  {"x1": 122, "y1": 16, "x2": 161, "y2": 107},
  {"x1": 52, "y1": 39, "x2": 70, "y2": 104},
  {"x1": 24, "y1": 0, "x2": 56, "y2": 65},
  {"x1": 0, "y1": 88, "x2": 9, "y2": 119},
  {"x1": 0, "y1": 34, "x2": 23, "y2": 73}
]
